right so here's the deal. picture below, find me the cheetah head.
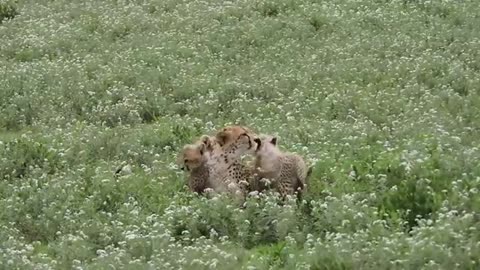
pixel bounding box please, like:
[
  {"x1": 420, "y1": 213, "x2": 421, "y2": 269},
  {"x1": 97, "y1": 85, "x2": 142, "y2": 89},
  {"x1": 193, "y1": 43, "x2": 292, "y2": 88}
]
[
  {"x1": 234, "y1": 131, "x2": 260, "y2": 156},
  {"x1": 215, "y1": 125, "x2": 256, "y2": 148},
  {"x1": 177, "y1": 142, "x2": 208, "y2": 171},
  {"x1": 254, "y1": 134, "x2": 279, "y2": 155}
]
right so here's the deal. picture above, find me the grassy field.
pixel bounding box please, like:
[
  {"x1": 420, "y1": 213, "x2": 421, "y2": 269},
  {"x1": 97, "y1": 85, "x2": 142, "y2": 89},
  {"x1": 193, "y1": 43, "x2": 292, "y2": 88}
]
[{"x1": 1, "y1": 0, "x2": 480, "y2": 269}]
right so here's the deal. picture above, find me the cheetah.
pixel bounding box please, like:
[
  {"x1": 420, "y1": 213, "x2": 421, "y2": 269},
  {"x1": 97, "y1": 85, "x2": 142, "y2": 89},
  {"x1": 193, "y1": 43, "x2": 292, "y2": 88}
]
[
  {"x1": 178, "y1": 132, "x2": 257, "y2": 199},
  {"x1": 176, "y1": 136, "x2": 212, "y2": 194},
  {"x1": 252, "y1": 135, "x2": 313, "y2": 200},
  {"x1": 212, "y1": 124, "x2": 257, "y2": 176},
  {"x1": 206, "y1": 131, "x2": 258, "y2": 200}
]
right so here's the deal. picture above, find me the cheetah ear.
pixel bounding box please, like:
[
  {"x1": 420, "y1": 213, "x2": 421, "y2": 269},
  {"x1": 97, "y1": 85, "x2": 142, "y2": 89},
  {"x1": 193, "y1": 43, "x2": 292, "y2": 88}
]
[
  {"x1": 215, "y1": 131, "x2": 228, "y2": 146},
  {"x1": 270, "y1": 137, "x2": 277, "y2": 146},
  {"x1": 199, "y1": 135, "x2": 210, "y2": 144},
  {"x1": 198, "y1": 142, "x2": 206, "y2": 155},
  {"x1": 199, "y1": 135, "x2": 211, "y2": 148}
]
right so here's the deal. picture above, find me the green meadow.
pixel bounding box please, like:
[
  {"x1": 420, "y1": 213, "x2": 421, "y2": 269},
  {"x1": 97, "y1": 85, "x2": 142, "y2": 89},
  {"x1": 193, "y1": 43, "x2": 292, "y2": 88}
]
[{"x1": 1, "y1": 0, "x2": 479, "y2": 269}]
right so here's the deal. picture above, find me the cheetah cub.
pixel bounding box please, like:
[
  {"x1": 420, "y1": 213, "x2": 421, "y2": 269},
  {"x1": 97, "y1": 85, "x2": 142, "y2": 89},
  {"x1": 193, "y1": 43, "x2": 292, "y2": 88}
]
[
  {"x1": 177, "y1": 136, "x2": 212, "y2": 194},
  {"x1": 252, "y1": 135, "x2": 312, "y2": 199}
]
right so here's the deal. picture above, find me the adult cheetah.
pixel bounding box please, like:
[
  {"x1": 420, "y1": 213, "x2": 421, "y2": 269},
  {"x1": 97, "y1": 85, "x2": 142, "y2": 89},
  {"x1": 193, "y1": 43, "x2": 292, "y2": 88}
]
[
  {"x1": 178, "y1": 132, "x2": 258, "y2": 200},
  {"x1": 207, "y1": 131, "x2": 258, "y2": 200}
]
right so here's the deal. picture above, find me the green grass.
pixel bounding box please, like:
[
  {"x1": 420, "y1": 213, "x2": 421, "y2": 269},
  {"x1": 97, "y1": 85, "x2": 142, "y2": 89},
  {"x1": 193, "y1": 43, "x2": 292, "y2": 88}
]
[{"x1": 1, "y1": 0, "x2": 480, "y2": 269}]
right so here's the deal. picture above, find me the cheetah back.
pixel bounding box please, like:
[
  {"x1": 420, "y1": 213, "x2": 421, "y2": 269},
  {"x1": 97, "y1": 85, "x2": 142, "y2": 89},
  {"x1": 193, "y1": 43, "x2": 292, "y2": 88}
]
[
  {"x1": 209, "y1": 133, "x2": 255, "y2": 181},
  {"x1": 278, "y1": 155, "x2": 308, "y2": 195}
]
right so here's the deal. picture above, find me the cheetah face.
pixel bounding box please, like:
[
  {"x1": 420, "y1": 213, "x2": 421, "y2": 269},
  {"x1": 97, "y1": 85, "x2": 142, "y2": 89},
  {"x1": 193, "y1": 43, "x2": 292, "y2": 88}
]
[
  {"x1": 254, "y1": 135, "x2": 277, "y2": 153},
  {"x1": 177, "y1": 143, "x2": 207, "y2": 171},
  {"x1": 234, "y1": 132, "x2": 259, "y2": 156},
  {"x1": 215, "y1": 125, "x2": 256, "y2": 148}
]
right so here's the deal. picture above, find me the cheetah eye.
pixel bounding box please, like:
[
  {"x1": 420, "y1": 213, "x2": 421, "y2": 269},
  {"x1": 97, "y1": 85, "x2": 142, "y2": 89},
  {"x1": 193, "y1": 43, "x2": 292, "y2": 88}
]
[
  {"x1": 200, "y1": 149, "x2": 204, "y2": 155},
  {"x1": 239, "y1": 133, "x2": 249, "y2": 141},
  {"x1": 240, "y1": 133, "x2": 253, "y2": 148},
  {"x1": 254, "y1": 138, "x2": 261, "y2": 150},
  {"x1": 184, "y1": 159, "x2": 189, "y2": 164}
]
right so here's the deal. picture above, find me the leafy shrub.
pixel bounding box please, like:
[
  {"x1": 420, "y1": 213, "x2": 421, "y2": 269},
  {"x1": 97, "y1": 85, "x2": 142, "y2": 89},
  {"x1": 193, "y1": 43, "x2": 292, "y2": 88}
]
[
  {"x1": 0, "y1": 137, "x2": 62, "y2": 180},
  {"x1": 0, "y1": 0, "x2": 18, "y2": 23},
  {"x1": 0, "y1": 0, "x2": 480, "y2": 268}
]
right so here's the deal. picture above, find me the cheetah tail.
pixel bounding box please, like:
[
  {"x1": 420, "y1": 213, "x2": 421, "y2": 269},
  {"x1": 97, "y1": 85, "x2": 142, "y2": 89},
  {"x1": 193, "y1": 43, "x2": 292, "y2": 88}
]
[
  {"x1": 305, "y1": 166, "x2": 313, "y2": 187},
  {"x1": 307, "y1": 166, "x2": 313, "y2": 178}
]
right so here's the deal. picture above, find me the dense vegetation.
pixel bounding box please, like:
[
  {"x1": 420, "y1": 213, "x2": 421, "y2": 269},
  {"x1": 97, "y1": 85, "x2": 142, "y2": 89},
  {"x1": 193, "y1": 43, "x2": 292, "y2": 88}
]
[{"x1": 1, "y1": 0, "x2": 479, "y2": 269}]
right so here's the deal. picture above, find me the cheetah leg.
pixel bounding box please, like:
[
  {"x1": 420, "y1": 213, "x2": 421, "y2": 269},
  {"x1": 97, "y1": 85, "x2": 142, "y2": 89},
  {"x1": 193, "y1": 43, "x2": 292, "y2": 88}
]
[{"x1": 277, "y1": 182, "x2": 295, "y2": 201}]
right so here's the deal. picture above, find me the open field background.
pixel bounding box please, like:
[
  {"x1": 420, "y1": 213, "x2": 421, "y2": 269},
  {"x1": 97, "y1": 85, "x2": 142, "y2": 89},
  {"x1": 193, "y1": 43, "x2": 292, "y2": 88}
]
[{"x1": 1, "y1": 0, "x2": 480, "y2": 269}]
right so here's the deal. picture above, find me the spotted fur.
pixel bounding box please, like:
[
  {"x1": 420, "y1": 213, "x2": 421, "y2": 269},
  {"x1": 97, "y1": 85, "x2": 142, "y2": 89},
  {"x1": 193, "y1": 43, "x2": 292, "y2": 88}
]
[
  {"x1": 252, "y1": 135, "x2": 312, "y2": 199},
  {"x1": 176, "y1": 140, "x2": 211, "y2": 194},
  {"x1": 207, "y1": 131, "x2": 258, "y2": 199},
  {"x1": 178, "y1": 128, "x2": 259, "y2": 200}
]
